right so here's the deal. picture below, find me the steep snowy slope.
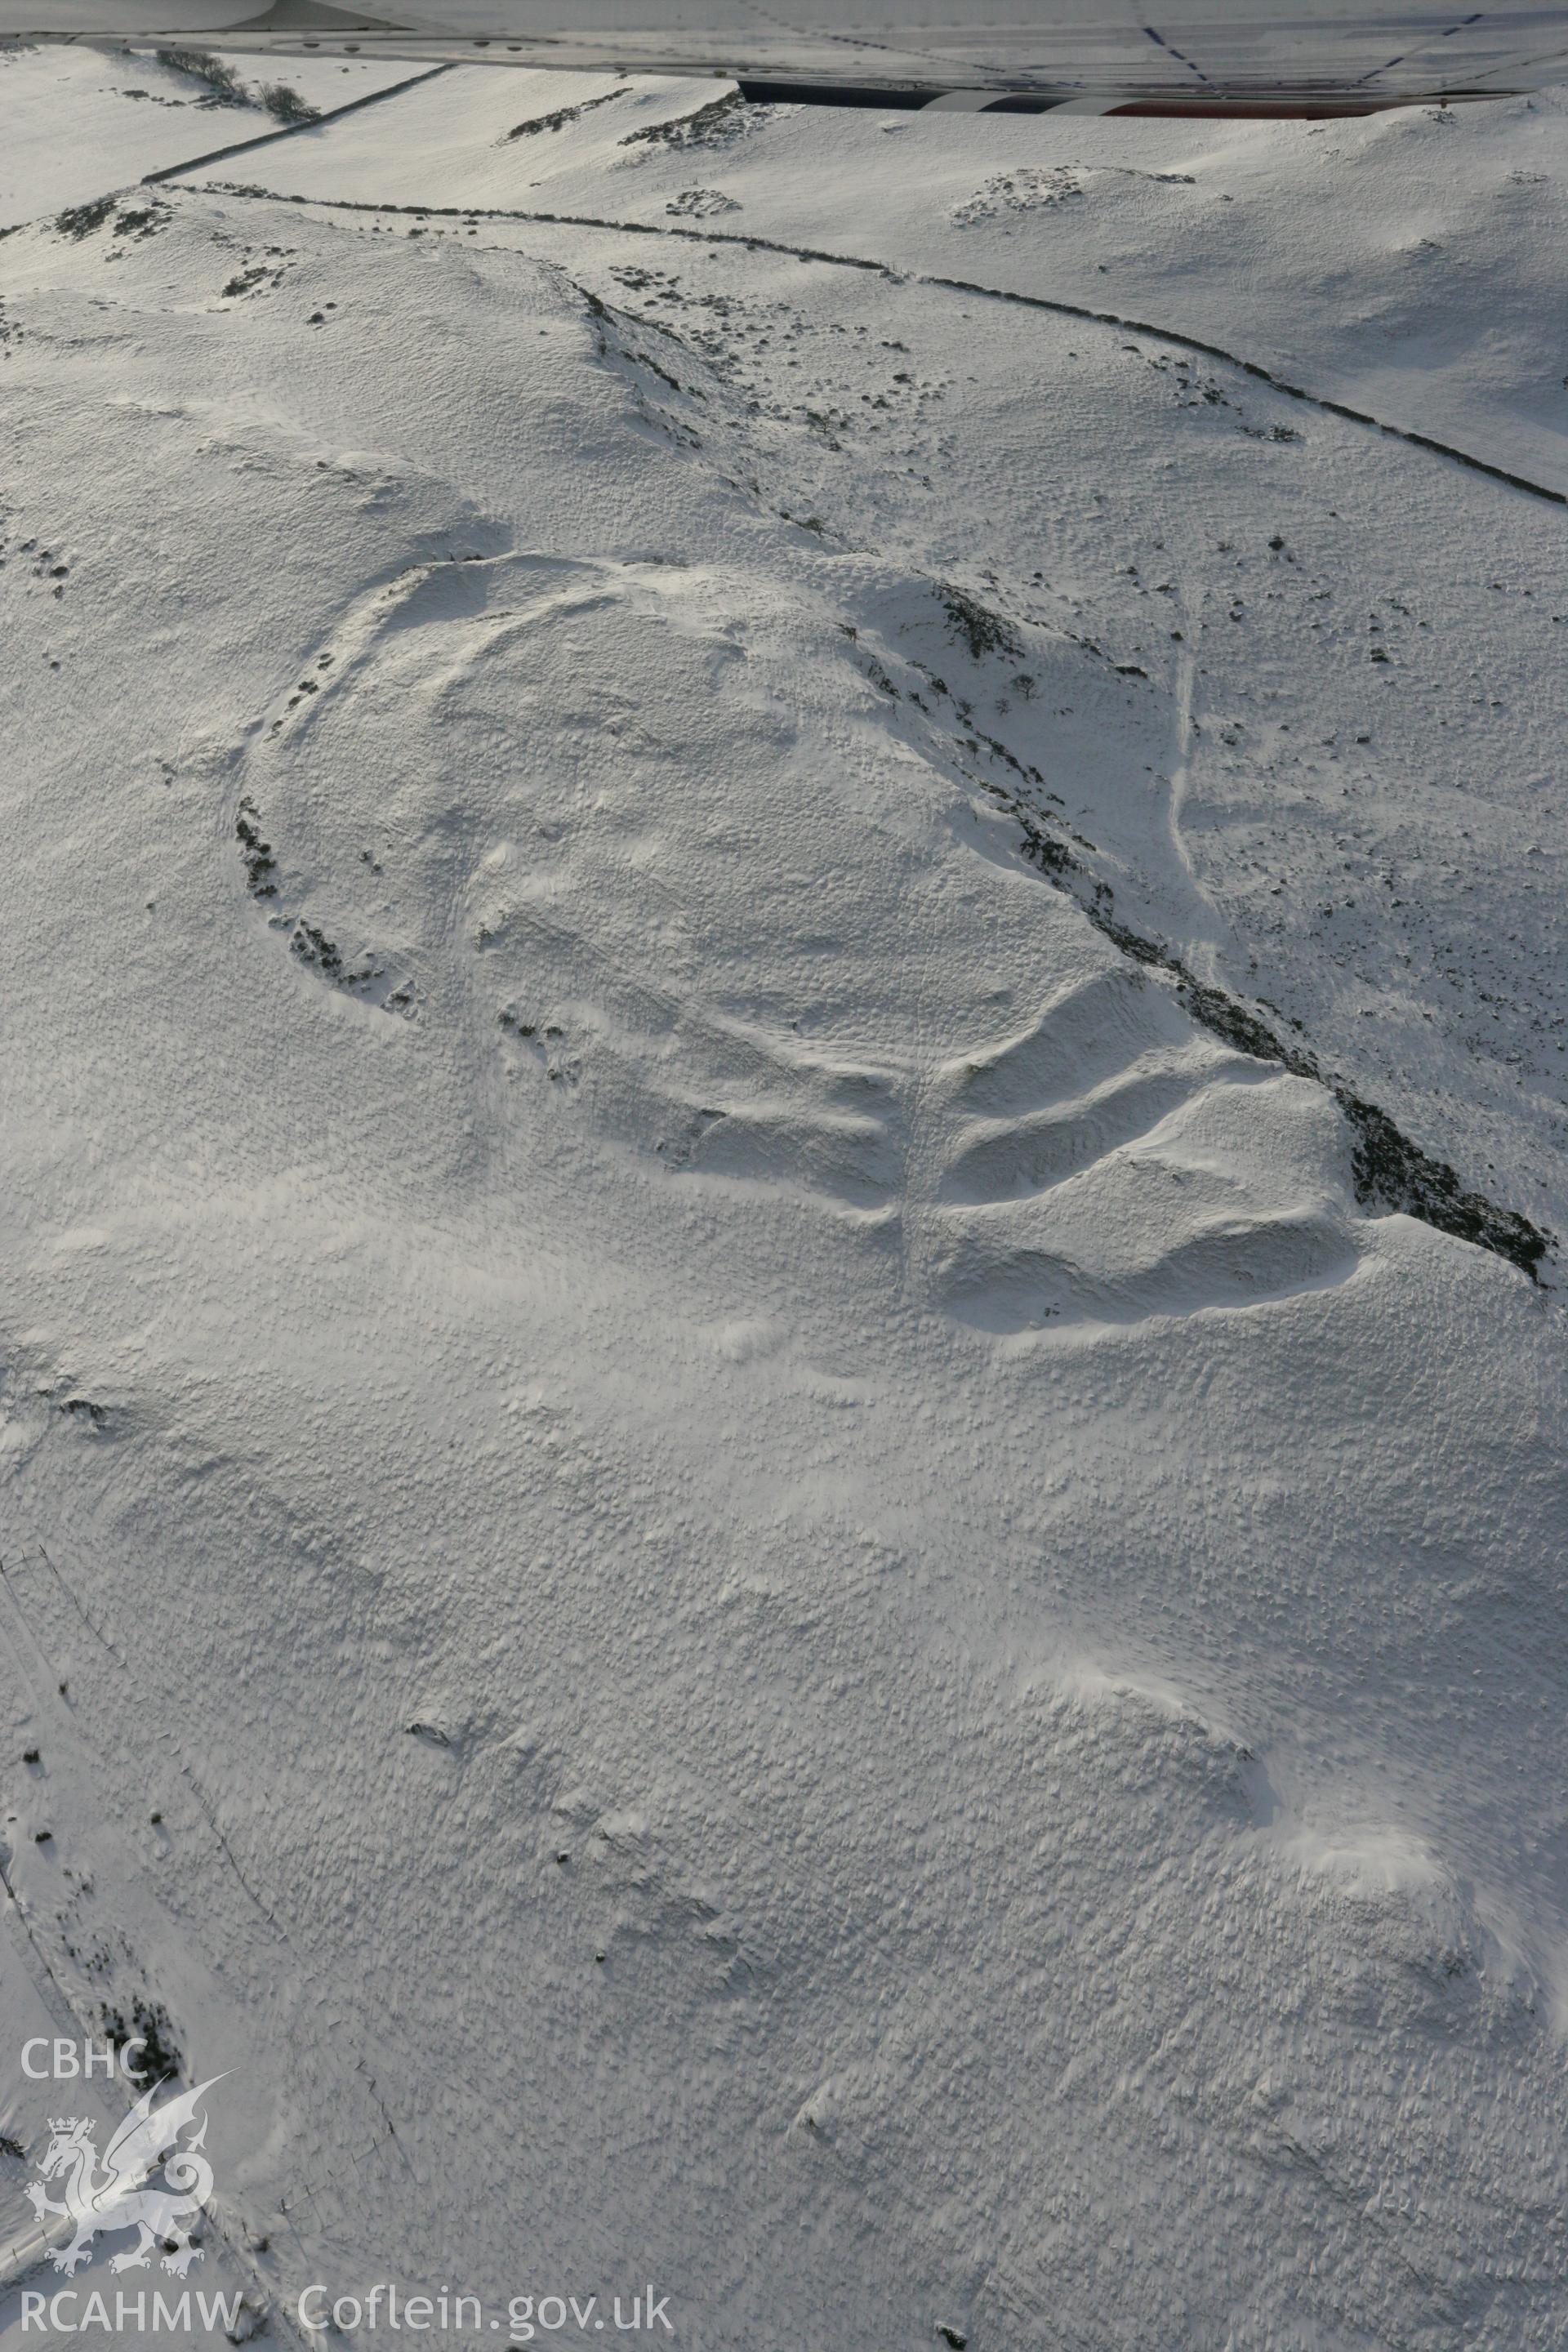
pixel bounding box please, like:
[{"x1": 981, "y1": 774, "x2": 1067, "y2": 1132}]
[{"x1": 0, "y1": 62, "x2": 1566, "y2": 2352}]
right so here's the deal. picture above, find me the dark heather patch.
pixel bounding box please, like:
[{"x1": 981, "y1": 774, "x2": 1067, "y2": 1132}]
[
  {"x1": 236, "y1": 795, "x2": 278, "y2": 897},
  {"x1": 937, "y1": 582, "x2": 1022, "y2": 663},
  {"x1": 620, "y1": 92, "x2": 758, "y2": 151},
  {"x1": 101, "y1": 1995, "x2": 183, "y2": 2085},
  {"x1": 54, "y1": 196, "x2": 116, "y2": 240},
  {"x1": 505, "y1": 88, "x2": 624, "y2": 141}
]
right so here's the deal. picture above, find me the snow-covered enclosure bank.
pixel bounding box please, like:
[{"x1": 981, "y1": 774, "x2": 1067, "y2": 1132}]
[{"x1": 1, "y1": 59, "x2": 1566, "y2": 2350}]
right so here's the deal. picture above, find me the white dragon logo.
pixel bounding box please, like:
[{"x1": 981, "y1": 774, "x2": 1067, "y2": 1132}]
[{"x1": 24, "y1": 2076, "x2": 222, "y2": 2276}]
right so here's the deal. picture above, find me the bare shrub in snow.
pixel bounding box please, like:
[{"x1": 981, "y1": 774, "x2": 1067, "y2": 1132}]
[
  {"x1": 154, "y1": 47, "x2": 247, "y2": 105},
  {"x1": 259, "y1": 82, "x2": 321, "y2": 126}
]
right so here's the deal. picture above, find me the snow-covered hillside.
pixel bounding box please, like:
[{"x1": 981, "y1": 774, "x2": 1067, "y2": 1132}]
[
  {"x1": 1, "y1": 58, "x2": 1566, "y2": 2352},
  {"x1": 0, "y1": 44, "x2": 425, "y2": 227}
]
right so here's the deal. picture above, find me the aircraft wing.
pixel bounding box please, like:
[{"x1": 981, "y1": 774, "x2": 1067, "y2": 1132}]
[{"x1": 2, "y1": 0, "x2": 1566, "y2": 117}]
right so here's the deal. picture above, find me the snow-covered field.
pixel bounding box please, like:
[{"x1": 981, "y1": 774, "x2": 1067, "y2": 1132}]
[
  {"x1": 1, "y1": 53, "x2": 1566, "y2": 2351},
  {"x1": 0, "y1": 46, "x2": 427, "y2": 227}
]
